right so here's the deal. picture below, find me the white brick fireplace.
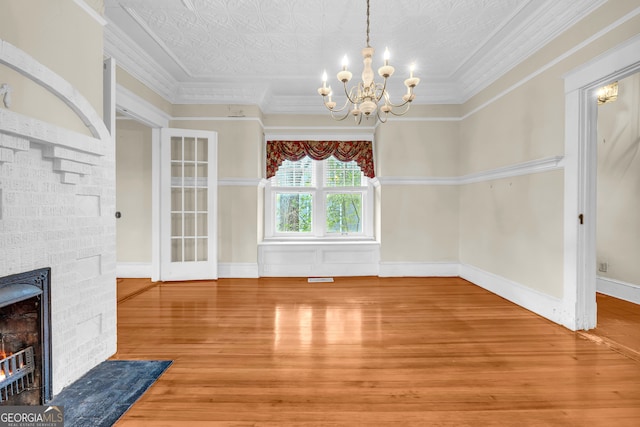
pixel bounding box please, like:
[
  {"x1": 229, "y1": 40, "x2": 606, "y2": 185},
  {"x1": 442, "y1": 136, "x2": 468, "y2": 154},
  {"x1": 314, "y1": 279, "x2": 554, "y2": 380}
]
[{"x1": 0, "y1": 38, "x2": 116, "y2": 395}]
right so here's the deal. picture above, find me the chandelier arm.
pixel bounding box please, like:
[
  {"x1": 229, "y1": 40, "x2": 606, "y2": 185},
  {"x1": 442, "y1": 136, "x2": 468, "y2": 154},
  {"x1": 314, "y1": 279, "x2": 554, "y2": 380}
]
[
  {"x1": 376, "y1": 109, "x2": 389, "y2": 123},
  {"x1": 323, "y1": 96, "x2": 352, "y2": 113},
  {"x1": 387, "y1": 102, "x2": 413, "y2": 116},
  {"x1": 329, "y1": 109, "x2": 354, "y2": 121},
  {"x1": 383, "y1": 87, "x2": 416, "y2": 109},
  {"x1": 384, "y1": 98, "x2": 411, "y2": 109},
  {"x1": 342, "y1": 82, "x2": 361, "y2": 105},
  {"x1": 374, "y1": 80, "x2": 388, "y2": 103}
]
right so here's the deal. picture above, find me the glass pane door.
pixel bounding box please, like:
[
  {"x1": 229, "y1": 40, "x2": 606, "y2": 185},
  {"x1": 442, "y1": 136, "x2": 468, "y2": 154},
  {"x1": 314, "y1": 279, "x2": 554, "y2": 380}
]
[
  {"x1": 171, "y1": 136, "x2": 209, "y2": 262},
  {"x1": 160, "y1": 129, "x2": 217, "y2": 281}
]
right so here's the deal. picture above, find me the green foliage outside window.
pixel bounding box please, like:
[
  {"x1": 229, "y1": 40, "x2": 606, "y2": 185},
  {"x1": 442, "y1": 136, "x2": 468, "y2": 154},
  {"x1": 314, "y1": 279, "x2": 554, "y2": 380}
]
[
  {"x1": 326, "y1": 193, "x2": 362, "y2": 233},
  {"x1": 276, "y1": 193, "x2": 312, "y2": 232}
]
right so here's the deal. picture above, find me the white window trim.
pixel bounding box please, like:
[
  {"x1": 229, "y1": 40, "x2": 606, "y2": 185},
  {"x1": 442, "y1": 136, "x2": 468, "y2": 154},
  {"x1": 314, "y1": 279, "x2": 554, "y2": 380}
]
[{"x1": 264, "y1": 157, "x2": 375, "y2": 241}]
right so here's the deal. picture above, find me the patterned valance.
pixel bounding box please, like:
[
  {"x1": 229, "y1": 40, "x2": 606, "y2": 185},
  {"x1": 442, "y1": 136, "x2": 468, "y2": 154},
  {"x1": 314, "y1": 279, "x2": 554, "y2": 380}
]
[{"x1": 266, "y1": 140, "x2": 375, "y2": 179}]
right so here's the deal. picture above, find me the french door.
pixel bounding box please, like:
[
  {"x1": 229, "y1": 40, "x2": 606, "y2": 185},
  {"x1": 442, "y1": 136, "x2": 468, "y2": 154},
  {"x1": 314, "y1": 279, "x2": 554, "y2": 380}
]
[{"x1": 159, "y1": 128, "x2": 217, "y2": 281}]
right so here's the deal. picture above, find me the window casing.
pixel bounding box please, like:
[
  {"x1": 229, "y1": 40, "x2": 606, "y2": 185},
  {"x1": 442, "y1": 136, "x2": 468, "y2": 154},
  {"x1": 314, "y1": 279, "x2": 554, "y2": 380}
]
[{"x1": 265, "y1": 156, "x2": 374, "y2": 239}]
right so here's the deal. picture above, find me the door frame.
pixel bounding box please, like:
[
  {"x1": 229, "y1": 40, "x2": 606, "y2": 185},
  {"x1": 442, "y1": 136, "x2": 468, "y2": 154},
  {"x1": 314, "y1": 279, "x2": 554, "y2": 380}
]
[
  {"x1": 115, "y1": 84, "x2": 170, "y2": 281},
  {"x1": 563, "y1": 34, "x2": 640, "y2": 330}
]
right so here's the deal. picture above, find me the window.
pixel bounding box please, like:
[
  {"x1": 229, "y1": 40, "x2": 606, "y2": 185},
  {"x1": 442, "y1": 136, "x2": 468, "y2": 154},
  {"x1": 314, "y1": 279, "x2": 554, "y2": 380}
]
[{"x1": 265, "y1": 156, "x2": 374, "y2": 239}]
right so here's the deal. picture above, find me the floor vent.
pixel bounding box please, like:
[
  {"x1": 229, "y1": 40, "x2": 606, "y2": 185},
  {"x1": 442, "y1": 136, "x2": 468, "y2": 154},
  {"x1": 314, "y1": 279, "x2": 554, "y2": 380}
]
[{"x1": 308, "y1": 277, "x2": 334, "y2": 283}]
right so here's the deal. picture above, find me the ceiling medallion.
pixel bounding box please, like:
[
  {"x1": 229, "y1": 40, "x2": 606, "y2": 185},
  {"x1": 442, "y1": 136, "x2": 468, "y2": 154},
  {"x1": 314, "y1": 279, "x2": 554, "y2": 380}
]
[{"x1": 317, "y1": 0, "x2": 420, "y2": 124}]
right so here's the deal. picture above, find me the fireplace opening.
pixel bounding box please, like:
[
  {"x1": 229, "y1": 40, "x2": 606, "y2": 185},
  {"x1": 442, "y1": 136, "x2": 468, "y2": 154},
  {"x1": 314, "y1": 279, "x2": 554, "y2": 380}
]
[{"x1": 0, "y1": 268, "x2": 52, "y2": 405}]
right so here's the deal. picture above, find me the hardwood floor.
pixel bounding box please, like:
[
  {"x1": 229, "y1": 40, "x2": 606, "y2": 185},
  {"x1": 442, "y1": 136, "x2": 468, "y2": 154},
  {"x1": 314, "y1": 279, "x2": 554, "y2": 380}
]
[
  {"x1": 581, "y1": 293, "x2": 640, "y2": 361},
  {"x1": 112, "y1": 277, "x2": 640, "y2": 426}
]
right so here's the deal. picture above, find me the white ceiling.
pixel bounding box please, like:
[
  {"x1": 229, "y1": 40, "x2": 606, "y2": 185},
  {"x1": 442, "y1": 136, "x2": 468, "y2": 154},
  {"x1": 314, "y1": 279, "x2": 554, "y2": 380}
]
[{"x1": 104, "y1": 0, "x2": 605, "y2": 114}]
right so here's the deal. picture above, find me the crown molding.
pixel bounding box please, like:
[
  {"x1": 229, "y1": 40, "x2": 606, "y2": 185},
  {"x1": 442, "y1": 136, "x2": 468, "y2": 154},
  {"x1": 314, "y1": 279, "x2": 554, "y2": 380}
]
[
  {"x1": 264, "y1": 78, "x2": 462, "y2": 114},
  {"x1": 73, "y1": 0, "x2": 107, "y2": 26},
  {"x1": 104, "y1": 18, "x2": 178, "y2": 103},
  {"x1": 103, "y1": 0, "x2": 610, "y2": 114},
  {"x1": 455, "y1": 0, "x2": 607, "y2": 103},
  {"x1": 174, "y1": 82, "x2": 268, "y2": 107},
  {"x1": 121, "y1": 6, "x2": 192, "y2": 77}
]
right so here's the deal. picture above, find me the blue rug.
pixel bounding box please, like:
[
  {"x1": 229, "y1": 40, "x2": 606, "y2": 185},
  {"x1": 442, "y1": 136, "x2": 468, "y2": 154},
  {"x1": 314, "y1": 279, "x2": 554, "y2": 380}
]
[{"x1": 49, "y1": 360, "x2": 172, "y2": 427}]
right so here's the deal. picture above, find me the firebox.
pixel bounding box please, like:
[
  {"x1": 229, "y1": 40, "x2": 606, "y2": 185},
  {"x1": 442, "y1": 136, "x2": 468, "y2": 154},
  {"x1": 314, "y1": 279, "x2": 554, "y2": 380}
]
[{"x1": 0, "y1": 268, "x2": 52, "y2": 405}]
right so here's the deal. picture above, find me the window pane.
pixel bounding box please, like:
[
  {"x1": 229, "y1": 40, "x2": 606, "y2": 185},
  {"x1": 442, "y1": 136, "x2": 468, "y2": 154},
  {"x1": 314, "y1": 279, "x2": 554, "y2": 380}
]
[
  {"x1": 325, "y1": 157, "x2": 364, "y2": 187},
  {"x1": 184, "y1": 137, "x2": 196, "y2": 161},
  {"x1": 273, "y1": 158, "x2": 314, "y2": 187},
  {"x1": 171, "y1": 238, "x2": 182, "y2": 262},
  {"x1": 326, "y1": 193, "x2": 363, "y2": 233},
  {"x1": 275, "y1": 193, "x2": 312, "y2": 232},
  {"x1": 171, "y1": 137, "x2": 182, "y2": 161}
]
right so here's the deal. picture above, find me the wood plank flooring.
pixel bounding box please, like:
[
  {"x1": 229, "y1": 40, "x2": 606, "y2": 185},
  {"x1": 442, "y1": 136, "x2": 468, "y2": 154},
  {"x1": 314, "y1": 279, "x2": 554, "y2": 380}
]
[
  {"x1": 581, "y1": 293, "x2": 640, "y2": 362},
  {"x1": 112, "y1": 277, "x2": 640, "y2": 426}
]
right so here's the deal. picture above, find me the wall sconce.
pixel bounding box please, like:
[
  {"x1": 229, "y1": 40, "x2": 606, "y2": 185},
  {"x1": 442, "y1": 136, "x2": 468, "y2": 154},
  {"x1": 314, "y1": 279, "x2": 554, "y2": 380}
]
[{"x1": 597, "y1": 81, "x2": 618, "y2": 105}]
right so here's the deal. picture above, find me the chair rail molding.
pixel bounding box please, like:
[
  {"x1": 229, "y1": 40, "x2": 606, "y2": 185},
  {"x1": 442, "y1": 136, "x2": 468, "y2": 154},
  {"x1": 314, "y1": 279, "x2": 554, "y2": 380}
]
[{"x1": 378, "y1": 156, "x2": 564, "y2": 186}]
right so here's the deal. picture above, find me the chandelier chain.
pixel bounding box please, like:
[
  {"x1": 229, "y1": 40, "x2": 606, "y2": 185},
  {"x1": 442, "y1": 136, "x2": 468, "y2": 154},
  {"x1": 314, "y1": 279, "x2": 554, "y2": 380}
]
[{"x1": 366, "y1": 0, "x2": 370, "y2": 47}]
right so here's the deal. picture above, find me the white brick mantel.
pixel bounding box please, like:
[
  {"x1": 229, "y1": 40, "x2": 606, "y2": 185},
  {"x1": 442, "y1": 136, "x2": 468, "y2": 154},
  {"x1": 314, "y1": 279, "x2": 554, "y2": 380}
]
[
  {"x1": 0, "y1": 36, "x2": 116, "y2": 396},
  {"x1": 0, "y1": 110, "x2": 105, "y2": 184}
]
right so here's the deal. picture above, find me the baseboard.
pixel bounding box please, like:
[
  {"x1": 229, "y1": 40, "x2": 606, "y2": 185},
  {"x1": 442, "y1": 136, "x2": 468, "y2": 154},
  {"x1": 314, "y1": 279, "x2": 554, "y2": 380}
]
[
  {"x1": 218, "y1": 263, "x2": 260, "y2": 278},
  {"x1": 116, "y1": 262, "x2": 152, "y2": 278},
  {"x1": 597, "y1": 276, "x2": 640, "y2": 305},
  {"x1": 378, "y1": 262, "x2": 460, "y2": 277},
  {"x1": 459, "y1": 263, "x2": 568, "y2": 328}
]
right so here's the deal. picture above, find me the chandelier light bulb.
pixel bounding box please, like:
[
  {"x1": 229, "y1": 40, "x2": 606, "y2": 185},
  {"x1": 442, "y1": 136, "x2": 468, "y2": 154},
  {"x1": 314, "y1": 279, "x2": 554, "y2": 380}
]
[
  {"x1": 341, "y1": 55, "x2": 349, "y2": 70},
  {"x1": 317, "y1": 70, "x2": 331, "y2": 96},
  {"x1": 383, "y1": 48, "x2": 390, "y2": 65},
  {"x1": 326, "y1": 91, "x2": 336, "y2": 110},
  {"x1": 404, "y1": 63, "x2": 420, "y2": 89}
]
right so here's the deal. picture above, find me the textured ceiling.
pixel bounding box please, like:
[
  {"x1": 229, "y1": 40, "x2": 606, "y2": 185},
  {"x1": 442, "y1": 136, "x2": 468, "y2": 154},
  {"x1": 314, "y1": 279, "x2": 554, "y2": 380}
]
[{"x1": 104, "y1": 0, "x2": 605, "y2": 113}]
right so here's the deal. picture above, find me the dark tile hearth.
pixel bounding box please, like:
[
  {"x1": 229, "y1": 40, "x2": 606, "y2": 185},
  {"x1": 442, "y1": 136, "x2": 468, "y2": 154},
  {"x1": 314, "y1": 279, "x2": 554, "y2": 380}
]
[{"x1": 49, "y1": 360, "x2": 172, "y2": 427}]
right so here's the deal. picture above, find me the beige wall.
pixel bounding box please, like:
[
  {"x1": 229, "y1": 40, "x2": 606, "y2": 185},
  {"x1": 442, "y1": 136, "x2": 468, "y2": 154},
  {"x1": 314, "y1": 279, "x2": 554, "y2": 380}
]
[
  {"x1": 459, "y1": 72, "x2": 565, "y2": 175},
  {"x1": 376, "y1": 120, "x2": 460, "y2": 262},
  {"x1": 459, "y1": 171, "x2": 564, "y2": 297},
  {"x1": 116, "y1": 119, "x2": 153, "y2": 263},
  {"x1": 0, "y1": 0, "x2": 104, "y2": 135},
  {"x1": 457, "y1": 1, "x2": 640, "y2": 299},
  {"x1": 381, "y1": 185, "x2": 459, "y2": 263},
  {"x1": 376, "y1": 120, "x2": 460, "y2": 177},
  {"x1": 597, "y1": 72, "x2": 640, "y2": 285}
]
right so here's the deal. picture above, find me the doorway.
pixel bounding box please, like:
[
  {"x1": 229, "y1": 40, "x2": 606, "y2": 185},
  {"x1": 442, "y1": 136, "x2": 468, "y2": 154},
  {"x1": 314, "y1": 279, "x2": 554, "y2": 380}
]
[{"x1": 563, "y1": 35, "x2": 640, "y2": 330}]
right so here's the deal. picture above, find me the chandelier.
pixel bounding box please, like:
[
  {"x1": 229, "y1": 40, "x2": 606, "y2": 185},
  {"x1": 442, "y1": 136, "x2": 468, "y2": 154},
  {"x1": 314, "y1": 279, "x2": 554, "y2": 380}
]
[{"x1": 317, "y1": 0, "x2": 420, "y2": 124}]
